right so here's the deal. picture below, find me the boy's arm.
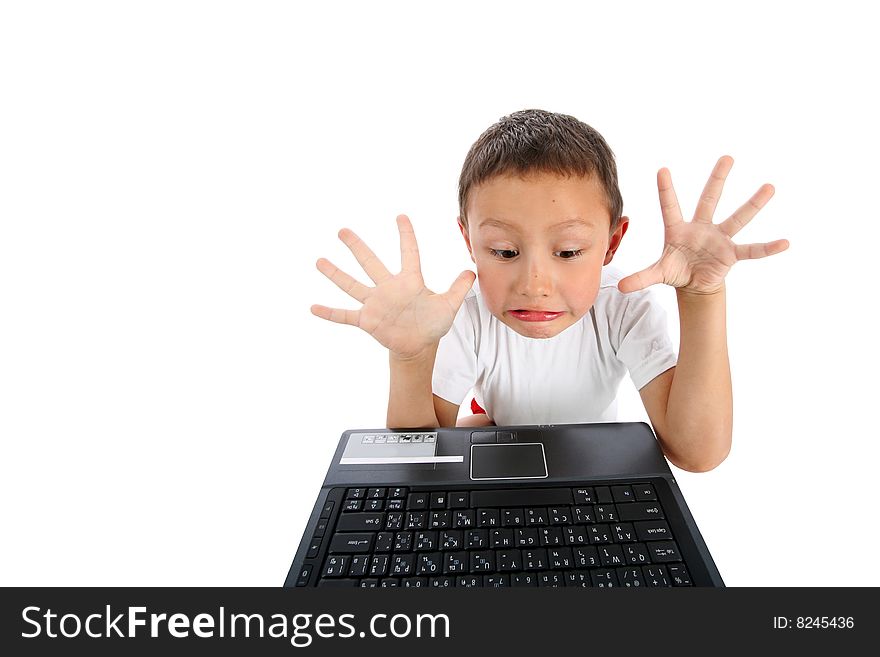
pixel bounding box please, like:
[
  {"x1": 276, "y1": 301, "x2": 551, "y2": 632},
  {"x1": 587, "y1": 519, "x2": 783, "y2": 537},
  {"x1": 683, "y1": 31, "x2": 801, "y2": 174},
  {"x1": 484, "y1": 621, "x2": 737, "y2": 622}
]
[
  {"x1": 622, "y1": 156, "x2": 788, "y2": 472},
  {"x1": 639, "y1": 286, "x2": 731, "y2": 472},
  {"x1": 311, "y1": 214, "x2": 474, "y2": 429},
  {"x1": 386, "y1": 347, "x2": 461, "y2": 429}
]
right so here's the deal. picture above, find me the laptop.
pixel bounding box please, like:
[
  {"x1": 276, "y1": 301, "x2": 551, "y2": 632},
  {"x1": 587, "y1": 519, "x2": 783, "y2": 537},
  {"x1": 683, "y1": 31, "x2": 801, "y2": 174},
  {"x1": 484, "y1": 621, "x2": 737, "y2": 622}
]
[{"x1": 283, "y1": 422, "x2": 723, "y2": 587}]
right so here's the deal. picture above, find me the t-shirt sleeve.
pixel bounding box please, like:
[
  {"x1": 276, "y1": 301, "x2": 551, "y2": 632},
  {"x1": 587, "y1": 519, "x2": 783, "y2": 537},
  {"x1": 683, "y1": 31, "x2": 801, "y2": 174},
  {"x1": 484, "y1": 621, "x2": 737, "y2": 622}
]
[
  {"x1": 432, "y1": 299, "x2": 478, "y2": 405},
  {"x1": 615, "y1": 288, "x2": 678, "y2": 390}
]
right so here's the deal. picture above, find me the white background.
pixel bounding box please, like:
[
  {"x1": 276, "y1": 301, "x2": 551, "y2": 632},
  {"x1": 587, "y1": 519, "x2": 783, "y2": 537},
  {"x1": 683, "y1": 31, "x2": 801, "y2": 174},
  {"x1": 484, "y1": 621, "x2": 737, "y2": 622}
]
[{"x1": 1, "y1": 1, "x2": 877, "y2": 587}]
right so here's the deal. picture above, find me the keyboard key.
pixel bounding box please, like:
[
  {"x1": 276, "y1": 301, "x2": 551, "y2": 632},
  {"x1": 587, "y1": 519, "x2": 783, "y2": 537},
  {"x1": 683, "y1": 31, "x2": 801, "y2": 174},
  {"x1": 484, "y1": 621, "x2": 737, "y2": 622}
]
[
  {"x1": 441, "y1": 530, "x2": 463, "y2": 550},
  {"x1": 667, "y1": 564, "x2": 693, "y2": 586},
  {"x1": 374, "y1": 532, "x2": 394, "y2": 552},
  {"x1": 336, "y1": 513, "x2": 384, "y2": 532},
  {"x1": 346, "y1": 488, "x2": 366, "y2": 500},
  {"x1": 594, "y1": 487, "x2": 613, "y2": 504},
  {"x1": 616, "y1": 502, "x2": 664, "y2": 522},
  {"x1": 391, "y1": 554, "x2": 416, "y2": 576},
  {"x1": 328, "y1": 533, "x2": 373, "y2": 553},
  {"x1": 611, "y1": 485, "x2": 635, "y2": 503},
  {"x1": 522, "y1": 548, "x2": 548, "y2": 570},
  {"x1": 367, "y1": 488, "x2": 387, "y2": 499},
  {"x1": 564, "y1": 571, "x2": 591, "y2": 587},
  {"x1": 549, "y1": 507, "x2": 572, "y2": 525},
  {"x1": 348, "y1": 555, "x2": 370, "y2": 577},
  {"x1": 490, "y1": 529, "x2": 514, "y2": 548},
  {"x1": 623, "y1": 543, "x2": 651, "y2": 566},
  {"x1": 483, "y1": 575, "x2": 509, "y2": 588},
  {"x1": 470, "y1": 551, "x2": 495, "y2": 572},
  {"x1": 591, "y1": 569, "x2": 618, "y2": 587},
  {"x1": 407, "y1": 492, "x2": 428, "y2": 510},
  {"x1": 457, "y1": 575, "x2": 482, "y2": 587},
  {"x1": 430, "y1": 576, "x2": 454, "y2": 587},
  {"x1": 496, "y1": 549, "x2": 522, "y2": 571},
  {"x1": 573, "y1": 546, "x2": 600, "y2": 568},
  {"x1": 401, "y1": 577, "x2": 428, "y2": 588},
  {"x1": 466, "y1": 529, "x2": 488, "y2": 549},
  {"x1": 538, "y1": 571, "x2": 564, "y2": 587},
  {"x1": 595, "y1": 505, "x2": 618, "y2": 522},
  {"x1": 343, "y1": 499, "x2": 362, "y2": 512},
  {"x1": 295, "y1": 564, "x2": 312, "y2": 587},
  {"x1": 598, "y1": 545, "x2": 626, "y2": 567},
  {"x1": 572, "y1": 487, "x2": 595, "y2": 504},
  {"x1": 369, "y1": 555, "x2": 389, "y2": 576},
  {"x1": 634, "y1": 520, "x2": 672, "y2": 541},
  {"x1": 548, "y1": 547, "x2": 574, "y2": 569},
  {"x1": 444, "y1": 552, "x2": 468, "y2": 574},
  {"x1": 393, "y1": 532, "x2": 413, "y2": 551},
  {"x1": 633, "y1": 483, "x2": 657, "y2": 501},
  {"x1": 647, "y1": 540, "x2": 682, "y2": 563},
  {"x1": 502, "y1": 508, "x2": 524, "y2": 527},
  {"x1": 612, "y1": 523, "x2": 637, "y2": 542},
  {"x1": 512, "y1": 573, "x2": 538, "y2": 586},
  {"x1": 430, "y1": 492, "x2": 448, "y2": 509},
  {"x1": 449, "y1": 492, "x2": 469, "y2": 508},
  {"x1": 389, "y1": 487, "x2": 408, "y2": 499},
  {"x1": 525, "y1": 508, "x2": 548, "y2": 525},
  {"x1": 642, "y1": 565, "x2": 671, "y2": 587},
  {"x1": 415, "y1": 531, "x2": 438, "y2": 551},
  {"x1": 323, "y1": 556, "x2": 348, "y2": 577},
  {"x1": 616, "y1": 567, "x2": 644, "y2": 587},
  {"x1": 417, "y1": 552, "x2": 443, "y2": 576}
]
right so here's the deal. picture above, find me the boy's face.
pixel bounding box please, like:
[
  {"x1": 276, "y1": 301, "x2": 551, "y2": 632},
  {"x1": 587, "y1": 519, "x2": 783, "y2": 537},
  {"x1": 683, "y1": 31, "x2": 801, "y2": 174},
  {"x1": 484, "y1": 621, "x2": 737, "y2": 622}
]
[{"x1": 459, "y1": 171, "x2": 628, "y2": 339}]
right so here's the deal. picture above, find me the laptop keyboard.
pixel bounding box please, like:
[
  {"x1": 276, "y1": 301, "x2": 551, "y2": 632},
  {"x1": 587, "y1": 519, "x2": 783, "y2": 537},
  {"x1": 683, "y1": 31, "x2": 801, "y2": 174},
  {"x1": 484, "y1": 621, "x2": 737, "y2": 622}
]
[{"x1": 301, "y1": 483, "x2": 694, "y2": 587}]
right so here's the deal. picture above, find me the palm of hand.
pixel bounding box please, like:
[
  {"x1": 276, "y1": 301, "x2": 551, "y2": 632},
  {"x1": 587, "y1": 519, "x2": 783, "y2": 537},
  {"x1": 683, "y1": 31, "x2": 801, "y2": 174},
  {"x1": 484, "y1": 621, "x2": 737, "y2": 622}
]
[
  {"x1": 311, "y1": 214, "x2": 475, "y2": 360},
  {"x1": 618, "y1": 156, "x2": 789, "y2": 295},
  {"x1": 358, "y1": 270, "x2": 460, "y2": 357}
]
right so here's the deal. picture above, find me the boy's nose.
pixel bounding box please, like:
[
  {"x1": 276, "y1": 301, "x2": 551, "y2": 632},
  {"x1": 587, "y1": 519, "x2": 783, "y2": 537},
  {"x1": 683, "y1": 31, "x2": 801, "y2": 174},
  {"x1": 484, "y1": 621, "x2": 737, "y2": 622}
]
[{"x1": 518, "y1": 256, "x2": 553, "y2": 298}]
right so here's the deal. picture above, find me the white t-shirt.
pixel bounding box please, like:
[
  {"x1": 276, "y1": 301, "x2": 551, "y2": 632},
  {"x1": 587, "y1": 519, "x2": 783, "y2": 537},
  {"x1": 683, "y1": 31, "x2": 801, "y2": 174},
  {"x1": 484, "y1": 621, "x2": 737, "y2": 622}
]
[{"x1": 431, "y1": 265, "x2": 678, "y2": 425}]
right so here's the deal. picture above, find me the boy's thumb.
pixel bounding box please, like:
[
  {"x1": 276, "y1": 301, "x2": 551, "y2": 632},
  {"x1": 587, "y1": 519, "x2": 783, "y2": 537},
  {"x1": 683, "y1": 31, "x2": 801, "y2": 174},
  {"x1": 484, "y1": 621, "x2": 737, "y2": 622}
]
[{"x1": 445, "y1": 270, "x2": 477, "y2": 307}]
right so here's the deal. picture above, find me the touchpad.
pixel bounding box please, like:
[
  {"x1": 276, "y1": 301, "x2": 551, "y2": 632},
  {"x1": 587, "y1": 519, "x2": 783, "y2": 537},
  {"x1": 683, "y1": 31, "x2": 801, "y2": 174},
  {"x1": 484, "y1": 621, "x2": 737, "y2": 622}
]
[{"x1": 470, "y1": 443, "x2": 548, "y2": 480}]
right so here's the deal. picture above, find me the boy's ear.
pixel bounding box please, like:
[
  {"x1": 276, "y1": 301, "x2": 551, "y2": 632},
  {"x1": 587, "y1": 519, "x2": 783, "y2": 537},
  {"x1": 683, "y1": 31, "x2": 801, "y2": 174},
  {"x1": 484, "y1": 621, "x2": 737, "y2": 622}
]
[
  {"x1": 603, "y1": 216, "x2": 629, "y2": 265},
  {"x1": 457, "y1": 216, "x2": 476, "y2": 263}
]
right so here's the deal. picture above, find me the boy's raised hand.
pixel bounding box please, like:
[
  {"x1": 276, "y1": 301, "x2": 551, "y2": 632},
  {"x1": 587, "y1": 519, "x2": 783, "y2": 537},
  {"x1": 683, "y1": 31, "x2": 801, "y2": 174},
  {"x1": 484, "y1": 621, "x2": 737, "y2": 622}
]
[
  {"x1": 618, "y1": 155, "x2": 789, "y2": 295},
  {"x1": 311, "y1": 214, "x2": 476, "y2": 360}
]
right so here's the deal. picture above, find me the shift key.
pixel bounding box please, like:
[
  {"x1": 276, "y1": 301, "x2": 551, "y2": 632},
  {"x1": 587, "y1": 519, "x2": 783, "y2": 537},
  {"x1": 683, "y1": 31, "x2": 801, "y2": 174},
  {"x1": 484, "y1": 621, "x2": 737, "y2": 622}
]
[
  {"x1": 616, "y1": 502, "x2": 664, "y2": 522},
  {"x1": 336, "y1": 512, "x2": 385, "y2": 531}
]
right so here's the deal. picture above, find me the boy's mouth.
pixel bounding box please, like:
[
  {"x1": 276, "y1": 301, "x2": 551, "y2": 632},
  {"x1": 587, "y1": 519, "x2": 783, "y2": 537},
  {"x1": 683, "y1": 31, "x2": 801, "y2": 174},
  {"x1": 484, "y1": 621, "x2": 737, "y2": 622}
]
[{"x1": 508, "y1": 309, "x2": 564, "y2": 322}]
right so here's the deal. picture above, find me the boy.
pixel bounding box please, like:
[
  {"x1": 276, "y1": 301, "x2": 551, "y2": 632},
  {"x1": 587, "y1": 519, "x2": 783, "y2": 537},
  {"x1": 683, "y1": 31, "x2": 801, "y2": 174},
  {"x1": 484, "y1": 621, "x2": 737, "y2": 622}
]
[{"x1": 311, "y1": 109, "x2": 788, "y2": 472}]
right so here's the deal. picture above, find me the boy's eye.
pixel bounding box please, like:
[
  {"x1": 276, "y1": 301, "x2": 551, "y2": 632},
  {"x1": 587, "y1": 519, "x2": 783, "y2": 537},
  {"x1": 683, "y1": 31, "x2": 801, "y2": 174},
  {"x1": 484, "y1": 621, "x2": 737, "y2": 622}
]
[
  {"x1": 555, "y1": 250, "x2": 583, "y2": 259},
  {"x1": 489, "y1": 249, "x2": 519, "y2": 259}
]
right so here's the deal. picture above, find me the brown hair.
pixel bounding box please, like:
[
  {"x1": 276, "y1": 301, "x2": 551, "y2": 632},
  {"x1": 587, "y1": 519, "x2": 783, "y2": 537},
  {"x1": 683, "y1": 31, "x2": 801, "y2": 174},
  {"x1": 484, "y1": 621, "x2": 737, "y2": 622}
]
[{"x1": 458, "y1": 109, "x2": 624, "y2": 232}]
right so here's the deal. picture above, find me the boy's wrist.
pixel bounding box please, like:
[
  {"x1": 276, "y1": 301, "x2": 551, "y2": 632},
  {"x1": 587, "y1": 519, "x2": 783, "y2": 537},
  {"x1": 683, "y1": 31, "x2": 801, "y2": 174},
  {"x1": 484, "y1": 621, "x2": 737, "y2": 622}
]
[
  {"x1": 389, "y1": 344, "x2": 439, "y2": 365},
  {"x1": 676, "y1": 282, "x2": 726, "y2": 302}
]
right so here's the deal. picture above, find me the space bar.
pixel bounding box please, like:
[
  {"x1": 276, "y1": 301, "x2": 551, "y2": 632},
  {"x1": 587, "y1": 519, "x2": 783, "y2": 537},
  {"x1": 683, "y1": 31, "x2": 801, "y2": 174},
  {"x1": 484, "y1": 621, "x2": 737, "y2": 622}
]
[{"x1": 470, "y1": 488, "x2": 573, "y2": 507}]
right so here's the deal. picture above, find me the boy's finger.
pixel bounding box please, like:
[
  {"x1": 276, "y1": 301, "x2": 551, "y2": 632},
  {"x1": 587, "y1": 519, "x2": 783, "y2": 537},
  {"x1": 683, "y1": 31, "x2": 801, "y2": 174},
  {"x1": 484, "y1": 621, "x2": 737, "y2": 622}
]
[
  {"x1": 310, "y1": 304, "x2": 361, "y2": 327},
  {"x1": 734, "y1": 239, "x2": 790, "y2": 261},
  {"x1": 657, "y1": 168, "x2": 684, "y2": 228},
  {"x1": 719, "y1": 184, "x2": 775, "y2": 238},
  {"x1": 316, "y1": 257, "x2": 370, "y2": 303},
  {"x1": 694, "y1": 155, "x2": 734, "y2": 224},
  {"x1": 443, "y1": 270, "x2": 477, "y2": 309},
  {"x1": 397, "y1": 214, "x2": 422, "y2": 274},
  {"x1": 338, "y1": 228, "x2": 393, "y2": 284},
  {"x1": 617, "y1": 265, "x2": 664, "y2": 293}
]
